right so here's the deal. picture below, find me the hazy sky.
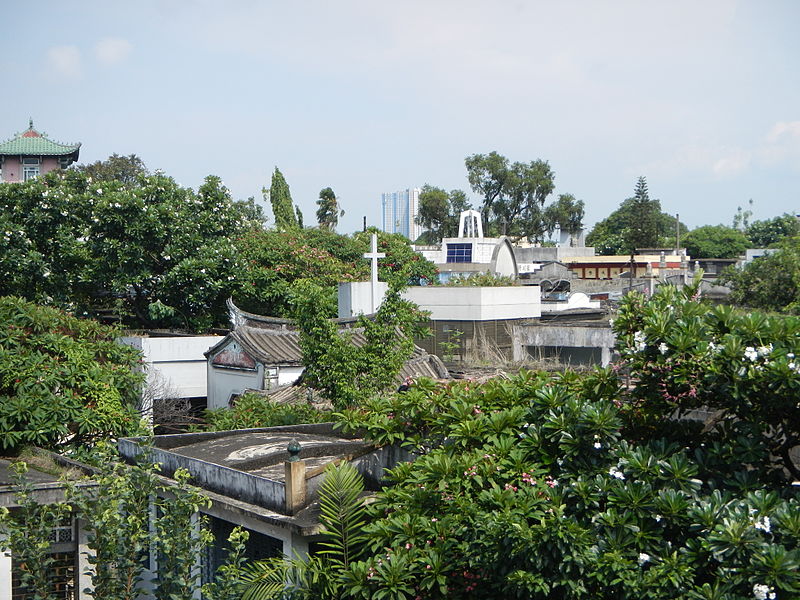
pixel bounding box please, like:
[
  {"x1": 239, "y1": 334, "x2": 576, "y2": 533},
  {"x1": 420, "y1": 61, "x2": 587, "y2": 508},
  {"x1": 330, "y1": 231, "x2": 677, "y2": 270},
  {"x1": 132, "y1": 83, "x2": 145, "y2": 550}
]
[{"x1": 4, "y1": 1, "x2": 799, "y2": 234}]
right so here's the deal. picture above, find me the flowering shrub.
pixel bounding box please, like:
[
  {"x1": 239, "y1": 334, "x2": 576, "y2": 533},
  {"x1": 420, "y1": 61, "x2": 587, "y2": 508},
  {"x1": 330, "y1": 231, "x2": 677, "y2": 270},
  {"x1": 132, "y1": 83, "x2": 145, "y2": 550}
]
[
  {"x1": 333, "y1": 370, "x2": 800, "y2": 599},
  {"x1": 613, "y1": 279, "x2": 800, "y2": 479}
]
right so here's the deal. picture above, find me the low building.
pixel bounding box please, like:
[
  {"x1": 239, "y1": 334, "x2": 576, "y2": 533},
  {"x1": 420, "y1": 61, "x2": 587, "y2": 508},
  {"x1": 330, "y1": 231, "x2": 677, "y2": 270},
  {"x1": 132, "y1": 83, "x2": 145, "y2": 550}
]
[
  {"x1": 0, "y1": 120, "x2": 80, "y2": 182},
  {"x1": 118, "y1": 424, "x2": 411, "y2": 581},
  {"x1": 206, "y1": 301, "x2": 448, "y2": 409}
]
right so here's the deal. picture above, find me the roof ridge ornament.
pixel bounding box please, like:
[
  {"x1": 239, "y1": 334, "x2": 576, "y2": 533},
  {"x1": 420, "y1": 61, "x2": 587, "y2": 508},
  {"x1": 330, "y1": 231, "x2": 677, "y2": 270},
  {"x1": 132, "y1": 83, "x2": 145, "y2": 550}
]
[{"x1": 29, "y1": 117, "x2": 33, "y2": 129}]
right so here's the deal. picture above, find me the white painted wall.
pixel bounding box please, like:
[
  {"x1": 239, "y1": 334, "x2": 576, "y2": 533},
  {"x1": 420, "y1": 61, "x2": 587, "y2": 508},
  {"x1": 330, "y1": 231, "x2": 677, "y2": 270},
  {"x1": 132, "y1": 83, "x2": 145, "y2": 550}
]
[
  {"x1": 402, "y1": 286, "x2": 540, "y2": 320},
  {"x1": 121, "y1": 336, "x2": 222, "y2": 399},
  {"x1": 0, "y1": 546, "x2": 10, "y2": 600},
  {"x1": 541, "y1": 292, "x2": 601, "y2": 313},
  {"x1": 337, "y1": 281, "x2": 388, "y2": 318}
]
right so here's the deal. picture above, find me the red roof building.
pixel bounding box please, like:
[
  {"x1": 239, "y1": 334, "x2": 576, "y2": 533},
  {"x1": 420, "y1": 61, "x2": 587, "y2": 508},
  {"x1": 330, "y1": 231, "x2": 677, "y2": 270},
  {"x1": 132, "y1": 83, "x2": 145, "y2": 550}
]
[{"x1": 0, "y1": 119, "x2": 81, "y2": 182}]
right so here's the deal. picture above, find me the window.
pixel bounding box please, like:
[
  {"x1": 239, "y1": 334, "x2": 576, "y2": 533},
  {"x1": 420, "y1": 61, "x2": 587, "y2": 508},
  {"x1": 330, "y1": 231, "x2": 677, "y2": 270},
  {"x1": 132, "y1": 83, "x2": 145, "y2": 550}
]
[
  {"x1": 446, "y1": 243, "x2": 473, "y2": 263},
  {"x1": 22, "y1": 158, "x2": 40, "y2": 181}
]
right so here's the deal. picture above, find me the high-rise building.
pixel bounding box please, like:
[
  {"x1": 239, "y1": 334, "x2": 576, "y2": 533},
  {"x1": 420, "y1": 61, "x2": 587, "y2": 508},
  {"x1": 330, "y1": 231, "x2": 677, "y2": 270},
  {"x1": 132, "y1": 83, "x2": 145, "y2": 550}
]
[{"x1": 381, "y1": 188, "x2": 422, "y2": 240}]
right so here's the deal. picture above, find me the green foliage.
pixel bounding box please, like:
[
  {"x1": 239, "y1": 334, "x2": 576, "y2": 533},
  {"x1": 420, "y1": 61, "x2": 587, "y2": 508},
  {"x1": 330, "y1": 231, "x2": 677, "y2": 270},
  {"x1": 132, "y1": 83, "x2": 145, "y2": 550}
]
[
  {"x1": 65, "y1": 443, "x2": 158, "y2": 599},
  {"x1": 0, "y1": 296, "x2": 144, "y2": 453},
  {"x1": 719, "y1": 241, "x2": 800, "y2": 314},
  {"x1": 72, "y1": 153, "x2": 149, "y2": 186},
  {"x1": 333, "y1": 368, "x2": 800, "y2": 599},
  {"x1": 415, "y1": 185, "x2": 471, "y2": 243},
  {"x1": 465, "y1": 151, "x2": 556, "y2": 241},
  {"x1": 543, "y1": 193, "x2": 585, "y2": 239},
  {"x1": 239, "y1": 462, "x2": 368, "y2": 600},
  {"x1": 291, "y1": 279, "x2": 420, "y2": 409},
  {"x1": 586, "y1": 179, "x2": 686, "y2": 255},
  {"x1": 746, "y1": 214, "x2": 800, "y2": 248},
  {"x1": 0, "y1": 169, "x2": 263, "y2": 330},
  {"x1": 444, "y1": 272, "x2": 517, "y2": 287},
  {"x1": 0, "y1": 461, "x2": 71, "y2": 600},
  {"x1": 201, "y1": 393, "x2": 328, "y2": 431},
  {"x1": 203, "y1": 527, "x2": 250, "y2": 600},
  {"x1": 316, "y1": 187, "x2": 344, "y2": 231},
  {"x1": 353, "y1": 228, "x2": 438, "y2": 287},
  {"x1": 682, "y1": 225, "x2": 749, "y2": 259},
  {"x1": 613, "y1": 280, "x2": 800, "y2": 477},
  {"x1": 268, "y1": 167, "x2": 299, "y2": 231},
  {"x1": 625, "y1": 177, "x2": 661, "y2": 253}
]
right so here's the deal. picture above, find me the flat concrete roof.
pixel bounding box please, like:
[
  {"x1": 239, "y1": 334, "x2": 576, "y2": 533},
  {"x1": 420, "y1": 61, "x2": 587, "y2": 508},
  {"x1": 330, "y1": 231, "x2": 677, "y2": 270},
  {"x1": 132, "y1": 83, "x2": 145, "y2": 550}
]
[
  {"x1": 164, "y1": 430, "x2": 367, "y2": 482},
  {"x1": 0, "y1": 458, "x2": 59, "y2": 486}
]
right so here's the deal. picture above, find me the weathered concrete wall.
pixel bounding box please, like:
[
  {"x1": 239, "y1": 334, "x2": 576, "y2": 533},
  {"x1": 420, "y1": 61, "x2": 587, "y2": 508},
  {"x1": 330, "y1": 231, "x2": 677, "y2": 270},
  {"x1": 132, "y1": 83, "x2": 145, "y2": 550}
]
[
  {"x1": 512, "y1": 322, "x2": 616, "y2": 366},
  {"x1": 119, "y1": 438, "x2": 288, "y2": 512}
]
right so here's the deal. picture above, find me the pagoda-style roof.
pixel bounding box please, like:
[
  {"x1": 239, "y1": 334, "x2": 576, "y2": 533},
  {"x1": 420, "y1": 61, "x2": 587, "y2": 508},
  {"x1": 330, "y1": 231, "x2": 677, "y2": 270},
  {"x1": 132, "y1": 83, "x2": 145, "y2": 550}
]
[{"x1": 0, "y1": 119, "x2": 81, "y2": 158}]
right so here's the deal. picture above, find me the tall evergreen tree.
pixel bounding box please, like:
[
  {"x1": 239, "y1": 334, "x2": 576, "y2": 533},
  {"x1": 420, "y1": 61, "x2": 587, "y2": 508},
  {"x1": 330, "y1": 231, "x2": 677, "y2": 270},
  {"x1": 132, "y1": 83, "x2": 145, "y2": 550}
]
[
  {"x1": 625, "y1": 176, "x2": 660, "y2": 253},
  {"x1": 267, "y1": 167, "x2": 298, "y2": 231}
]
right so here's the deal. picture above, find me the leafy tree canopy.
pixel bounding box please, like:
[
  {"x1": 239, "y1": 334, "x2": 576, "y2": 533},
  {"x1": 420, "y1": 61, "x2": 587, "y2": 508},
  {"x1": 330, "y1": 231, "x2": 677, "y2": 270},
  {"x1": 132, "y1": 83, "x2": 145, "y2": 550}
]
[
  {"x1": 415, "y1": 185, "x2": 471, "y2": 244},
  {"x1": 682, "y1": 224, "x2": 750, "y2": 259},
  {"x1": 719, "y1": 236, "x2": 800, "y2": 314},
  {"x1": 0, "y1": 297, "x2": 145, "y2": 453},
  {"x1": 747, "y1": 214, "x2": 800, "y2": 248},
  {"x1": 586, "y1": 178, "x2": 686, "y2": 255},
  {"x1": 72, "y1": 153, "x2": 149, "y2": 186},
  {"x1": 317, "y1": 187, "x2": 344, "y2": 231},
  {"x1": 465, "y1": 152, "x2": 558, "y2": 241}
]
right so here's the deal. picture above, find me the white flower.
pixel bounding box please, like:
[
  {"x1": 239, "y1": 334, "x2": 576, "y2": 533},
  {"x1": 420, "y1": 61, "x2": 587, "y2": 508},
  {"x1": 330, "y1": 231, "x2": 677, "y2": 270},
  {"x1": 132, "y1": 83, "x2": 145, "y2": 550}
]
[
  {"x1": 757, "y1": 344, "x2": 773, "y2": 356},
  {"x1": 788, "y1": 353, "x2": 795, "y2": 359},
  {"x1": 658, "y1": 342, "x2": 669, "y2": 355},
  {"x1": 654, "y1": 514, "x2": 663, "y2": 522},
  {"x1": 744, "y1": 346, "x2": 759, "y2": 362},
  {"x1": 594, "y1": 442, "x2": 602, "y2": 449},
  {"x1": 637, "y1": 552, "x2": 650, "y2": 565},
  {"x1": 754, "y1": 516, "x2": 771, "y2": 533},
  {"x1": 609, "y1": 467, "x2": 625, "y2": 480},
  {"x1": 753, "y1": 583, "x2": 776, "y2": 600}
]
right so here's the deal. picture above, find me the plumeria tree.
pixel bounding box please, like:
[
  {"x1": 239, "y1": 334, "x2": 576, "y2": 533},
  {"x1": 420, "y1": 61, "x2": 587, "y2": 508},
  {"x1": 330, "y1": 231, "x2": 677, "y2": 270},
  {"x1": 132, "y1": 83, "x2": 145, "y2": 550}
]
[{"x1": 613, "y1": 279, "x2": 800, "y2": 478}]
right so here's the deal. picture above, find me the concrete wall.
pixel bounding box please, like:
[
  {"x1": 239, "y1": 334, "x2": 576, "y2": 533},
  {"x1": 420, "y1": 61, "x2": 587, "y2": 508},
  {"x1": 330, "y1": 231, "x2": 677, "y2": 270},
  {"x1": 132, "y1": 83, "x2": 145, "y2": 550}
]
[
  {"x1": 207, "y1": 363, "x2": 263, "y2": 410},
  {"x1": 515, "y1": 246, "x2": 595, "y2": 262},
  {"x1": 338, "y1": 281, "x2": 389, "y2": 318},
  {"x1": 512, "y1": 322, "x2": 616, "y2": 366},
  {"x1": 121, "y1": 335, "x2": 221, "y2": 399},
  {"x1": 403, "y1": 286, "x2": 540, "y2": 321}
]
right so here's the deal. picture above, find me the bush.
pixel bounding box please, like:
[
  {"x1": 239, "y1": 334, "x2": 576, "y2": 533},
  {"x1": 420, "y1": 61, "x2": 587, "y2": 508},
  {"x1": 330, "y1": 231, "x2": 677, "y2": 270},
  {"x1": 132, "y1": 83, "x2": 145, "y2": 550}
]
[
  {"x1": 201, "y1": 393, "x2": 327, "y2": 431},
  {"x1": 0, "y1": 296, "x2": 144, "y2": 453}
]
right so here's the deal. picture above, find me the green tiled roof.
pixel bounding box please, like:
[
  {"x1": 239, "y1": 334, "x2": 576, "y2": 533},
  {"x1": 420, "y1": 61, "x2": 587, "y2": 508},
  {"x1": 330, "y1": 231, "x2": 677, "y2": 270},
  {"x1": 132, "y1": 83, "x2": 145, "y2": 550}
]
[{"x1": 0, "y1": 120, "x2": 81, "y2": 157}]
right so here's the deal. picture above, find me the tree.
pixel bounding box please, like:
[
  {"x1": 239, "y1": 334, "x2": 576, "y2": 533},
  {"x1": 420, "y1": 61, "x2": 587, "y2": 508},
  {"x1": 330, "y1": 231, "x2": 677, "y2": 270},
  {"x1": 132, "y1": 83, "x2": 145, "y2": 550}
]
[
  {"x1": 625, "y1": 176, "x2": 660, "y2": 253},
  {"x1": 290, "y1": 279, "x2": 419, "y2": 409},
  {"x1": 316, "y1": 187, "x2": 344, "y2": 231},
  {"x1": 586, "y1": 182, "x2": 685, "y2": 255},
  {"x1": 0, "y1": 169, "x2": 263, "y2": 330},
  {"x1": 681, "y1": 224, "x2": 750, "y2": 259},
  {"x1": 0, "y1": 297, "x2": 145, "y2": 454},
  {"x1": 73, "y1": 153, "x2": 149, "y2": 186},
  {"x1": 747, "y1": 214, "x2": 800, "y2": 248},
  {"x1": 267, "y1": 167, "x2": 298, "y2": 231},
  {"x1": 465, "y1": 152, "x2": 555, "y2": 240},
  {"x1": 719, "y1": 239, "x2": 800, "y2": 314},
  {"x1": 353, "y1": 228, "x2": 438, "y2": 286},
  {"x1": 415, "y1": 185, "x2": 471, "y2": 243},
  {"x1": 543, "y1": 193, "x2": 585, "y2": 240}
]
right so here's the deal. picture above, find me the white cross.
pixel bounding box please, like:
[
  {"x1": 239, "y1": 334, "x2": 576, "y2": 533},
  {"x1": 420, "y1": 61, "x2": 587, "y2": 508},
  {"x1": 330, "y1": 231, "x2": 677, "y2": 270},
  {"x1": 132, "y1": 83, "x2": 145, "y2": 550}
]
[{"x1": 363, "y1": 233, "x2": 386, "y2": 313}]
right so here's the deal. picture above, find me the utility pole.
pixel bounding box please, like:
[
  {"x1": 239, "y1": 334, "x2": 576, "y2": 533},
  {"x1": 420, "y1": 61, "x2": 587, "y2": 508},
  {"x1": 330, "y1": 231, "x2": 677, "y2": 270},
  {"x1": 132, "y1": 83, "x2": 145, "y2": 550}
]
[{"x1": 675, "y1": 213, "x2": 680, "y2": 253}]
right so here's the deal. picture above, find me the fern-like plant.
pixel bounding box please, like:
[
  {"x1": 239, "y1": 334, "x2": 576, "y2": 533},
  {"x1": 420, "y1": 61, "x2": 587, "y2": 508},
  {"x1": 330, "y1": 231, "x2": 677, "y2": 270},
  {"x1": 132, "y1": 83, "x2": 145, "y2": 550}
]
[{"x1": 239, "y1": 461, "x2": 368, "y2": 600}]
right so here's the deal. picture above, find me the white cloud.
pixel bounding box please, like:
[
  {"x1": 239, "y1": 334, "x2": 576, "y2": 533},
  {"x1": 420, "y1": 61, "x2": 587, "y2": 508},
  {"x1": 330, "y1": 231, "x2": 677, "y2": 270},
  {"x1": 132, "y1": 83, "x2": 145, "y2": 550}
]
[
  {"x1": 766, "y1": 121, "x2": 800, "y2": 143},
  {"x1": 712, "y1": 149, "x2": 751, "y2": 176},
  {"x1": 46, "y1": 45, "x2": 82, "y2": 80},
  {"x1": 94, "y1": 37, "x2": 132, "y2": 65}
]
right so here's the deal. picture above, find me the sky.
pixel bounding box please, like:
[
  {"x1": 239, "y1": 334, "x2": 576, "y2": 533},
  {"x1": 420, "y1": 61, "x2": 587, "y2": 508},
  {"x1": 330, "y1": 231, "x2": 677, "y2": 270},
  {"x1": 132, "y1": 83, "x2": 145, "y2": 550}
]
[{"x1": 3, "y1": 1, "x2": 799, "y2": 235}]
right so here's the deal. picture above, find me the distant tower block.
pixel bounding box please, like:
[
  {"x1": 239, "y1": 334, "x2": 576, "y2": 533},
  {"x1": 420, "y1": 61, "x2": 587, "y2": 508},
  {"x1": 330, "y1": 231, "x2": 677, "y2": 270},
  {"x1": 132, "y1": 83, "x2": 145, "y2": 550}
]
[{"x1": 458, "y1": 209, "x2": 484, "y2": 238}]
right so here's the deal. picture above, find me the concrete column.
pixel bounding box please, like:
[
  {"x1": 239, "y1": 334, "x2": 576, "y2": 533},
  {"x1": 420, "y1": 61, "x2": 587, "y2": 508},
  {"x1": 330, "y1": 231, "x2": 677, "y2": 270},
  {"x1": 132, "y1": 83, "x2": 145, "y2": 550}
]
[{"x1": 285, "y1": 460, "x2": 306, "y2": 515}]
